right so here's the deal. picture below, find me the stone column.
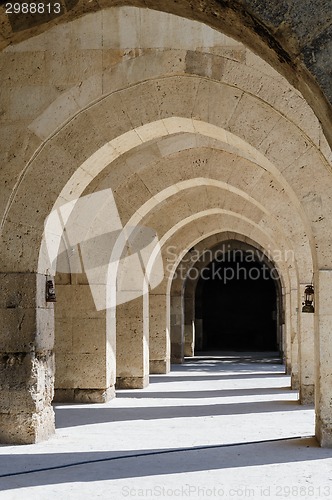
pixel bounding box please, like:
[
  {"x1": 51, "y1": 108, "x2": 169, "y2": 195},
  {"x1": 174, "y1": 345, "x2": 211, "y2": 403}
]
[
  {"x1": 315, "y1": 270, "x2": 332, "y2": 447},
  {"x1": 290, "y1": 288, "x2": 299, "y2": 390},
  {"x1": 184, "y1": 292, "x2": 195, "y2": 357},
  {"x1": 149, "y1": 293, "x2": 170, "y2": 374},
  {"x1": 283, "y1": 290, "x2": 292, "y2": 374},
  {"x1": 170, "y1": 293, "x2": 184, "y2": 363},
  {"x1": 298, "y1": 284, "x2": 315, "y2": 404},
  {"x1": 54, "y1": 283, "x2": 115, "y2": 403},
  {"x1": 195, "y1": 278, "x2": 204, "y2": 352},
  {"x1": 116, "y1": 294, "x2": 149, "y2": 389},
  {"x1": 0, "y1": 272, "x2": 55, "y2": 444}
]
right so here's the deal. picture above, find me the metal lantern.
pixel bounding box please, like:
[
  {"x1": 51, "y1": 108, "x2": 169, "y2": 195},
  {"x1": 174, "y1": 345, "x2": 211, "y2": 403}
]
[
  {"x1": 46, "y1": 278, "x2": 56, "y2": 302},
  {"x1": 302, "y1": 284, "x2": 314, "y2": 313}
]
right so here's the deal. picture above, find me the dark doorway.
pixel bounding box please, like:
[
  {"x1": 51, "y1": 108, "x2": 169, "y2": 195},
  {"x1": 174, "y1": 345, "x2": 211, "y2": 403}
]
[{"x1": 197, "y1": 250, "x2": 278, "y2": 352}]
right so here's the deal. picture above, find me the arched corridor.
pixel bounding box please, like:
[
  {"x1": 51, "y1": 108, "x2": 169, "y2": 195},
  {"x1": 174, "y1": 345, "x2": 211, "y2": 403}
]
[{"x1": 1, "y1": 0, "x2": 332, "y2": 455}]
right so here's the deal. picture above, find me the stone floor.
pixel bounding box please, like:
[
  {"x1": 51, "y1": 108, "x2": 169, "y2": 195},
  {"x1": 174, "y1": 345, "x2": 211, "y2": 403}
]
[{"x1": 1, "y1": 353, "x2": 332, "y2": 499}]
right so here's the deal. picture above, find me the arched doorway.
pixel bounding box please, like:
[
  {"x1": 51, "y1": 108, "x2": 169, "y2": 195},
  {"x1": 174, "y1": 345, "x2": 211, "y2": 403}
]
[{"x1": 195, "y1": 246, "x2": 281, "y2": 353}]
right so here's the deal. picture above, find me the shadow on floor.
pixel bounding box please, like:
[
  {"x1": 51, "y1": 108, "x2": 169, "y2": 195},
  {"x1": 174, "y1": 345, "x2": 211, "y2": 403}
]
[
  {"x1": 53, "y1": 399, "x2": 303, "y2": 429},
  {"x1": 0, "y1": 355, "x2": 314, "y2": 493},
  {"x1": 1, "y1": 438, "x2": 332, "y2": 491},
  {"x1": 116, "y1": 387, "x2": 293, "y2": 399},
  {"x1": 192, "y1": 351, "x2": 283, "y2": 364},
  {"x1": 150, "y1": 372, "x2": 286, "y2": 383}
]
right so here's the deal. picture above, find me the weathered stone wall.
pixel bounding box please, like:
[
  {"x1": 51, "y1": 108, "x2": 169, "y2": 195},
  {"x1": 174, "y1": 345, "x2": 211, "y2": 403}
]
[{"x1": 0, "y1": 273, "x2": 55, "y2": 443}]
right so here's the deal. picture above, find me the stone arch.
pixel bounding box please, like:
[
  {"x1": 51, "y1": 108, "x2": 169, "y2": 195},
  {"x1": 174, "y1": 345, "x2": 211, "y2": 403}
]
[
  {"x1": 0, "y1": 6, "x2": 330, "y2": 445},
  {"x1": 2, "y1": 107, "x2": 321, "y2": 270},
  {"x1": 1, "y1": 3, "x2": 331, "y2": 147},
  {"x1": 166, "y1": 229, "x2": 292, "y2": 358}
]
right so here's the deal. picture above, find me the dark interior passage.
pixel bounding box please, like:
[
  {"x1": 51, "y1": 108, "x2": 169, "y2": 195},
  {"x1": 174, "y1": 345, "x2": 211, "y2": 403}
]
[{"x1": 197, "y1": 251, "x2": 278, "y2": 352}]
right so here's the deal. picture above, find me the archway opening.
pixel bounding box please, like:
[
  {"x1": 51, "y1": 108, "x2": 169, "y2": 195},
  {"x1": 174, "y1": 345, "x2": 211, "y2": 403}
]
[{"x1": 196, "y1": 249, "x2": 280, "y2": 353}]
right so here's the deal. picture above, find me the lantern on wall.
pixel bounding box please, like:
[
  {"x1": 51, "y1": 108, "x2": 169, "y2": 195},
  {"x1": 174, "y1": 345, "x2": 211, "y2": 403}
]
[
  {"x1": 302, "y1": 284, "x2": 314, "y2": 313},
  {"x1": 46, "y1": 277, "x2": 56, "y2": 302}
]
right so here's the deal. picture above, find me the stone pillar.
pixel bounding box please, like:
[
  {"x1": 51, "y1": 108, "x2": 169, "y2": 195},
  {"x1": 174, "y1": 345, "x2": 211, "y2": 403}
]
[
  {"x1": 298, "y1": 284, "x2": 315, "y2": 404},
  {"x1": 195, "y1": 279, "x2": 204, "y2": 352},
  {"x1": 54, "y1": 283, "x2": 115, "y2": 403},
  {"x1": 170, "y1": 294, "x2": 184, "y2": 363},
  {"x1": 290, "y1": 288, "x2": 299, "y2": 390},
  {"x1": 149, "y1": 293, "x2": 170, "y2": 374},
  {"x1": 184, "y1": 293, "x2": 195, "y2": 357},
  {"x1": 116, "y1": 294, "x2": 149, "y2": 389},
  {"x1": 315, "y1": 270, "x2": 332, "y2": 447},
  {"x1": 283, "y1": 290, "x2": 292, "y2": 374},
  {"x1": 0, "y1": 272, "x2": 55, "y2": 444}
]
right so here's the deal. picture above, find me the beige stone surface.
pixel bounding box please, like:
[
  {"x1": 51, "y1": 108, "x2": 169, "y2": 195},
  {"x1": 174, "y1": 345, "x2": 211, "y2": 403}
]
[
  {"x1": 149, "y1": 293, "x2": 170, "y2": 372},
  {"x1": 116, "y1": 297, "x2": 149, "y2": 388},
  {"x1": 54, "y1": 284, "x2": 111, "y2": 397},
  {"x1": 0, "y1": 351, "x2": 55, "y2": 444},
  {"x1": 0, "y1": 5, "x2": 332, "y2": 445},
  {"x1": 55, "y1": 353, "x2": 109, "y2": 389}
]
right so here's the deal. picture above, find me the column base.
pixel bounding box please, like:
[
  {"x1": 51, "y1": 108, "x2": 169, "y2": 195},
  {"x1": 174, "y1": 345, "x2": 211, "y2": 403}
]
[
  {"x1": 184, "y1": 343, "x2": 194, "y2": 357},
  {"x1": 285, "y1": 362, "x2": 292, "y2": 375},
  {"x1": 171, "y1": 355, "x2": 184, "y2": 364},
  {"x1": 53, "y1": 387, "x2": 115, "y2": 403},
  {"x1": 0, "y1": 406, "x2": 55, "y2": 445},
  {"x1": 150, "y1": 359, "x2": 170, "y2": 374},
  {"x1": 291, "y1": 372, "x2": 299, "y2": 390},
  {"x1": 171, "y1": 343, "x2": 184, "y2": 364},
  {"x1": 0, "y1": 349, "x2": 55, "y2": 445},
  {"x1": 116, "y1": 375, "x2": 149, "y2": 389},
  {"x1": 316, "y1": 417, "x2": 332, "y2": 447},
  {"x1": 299, "y1": 384, "x2": 315, "y2": 405}
]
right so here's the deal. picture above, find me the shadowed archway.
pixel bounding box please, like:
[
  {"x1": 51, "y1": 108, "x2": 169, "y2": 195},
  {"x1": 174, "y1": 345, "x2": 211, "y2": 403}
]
[{"x1": 195, "y1": 246, "x2": 282, "y2": 353}]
